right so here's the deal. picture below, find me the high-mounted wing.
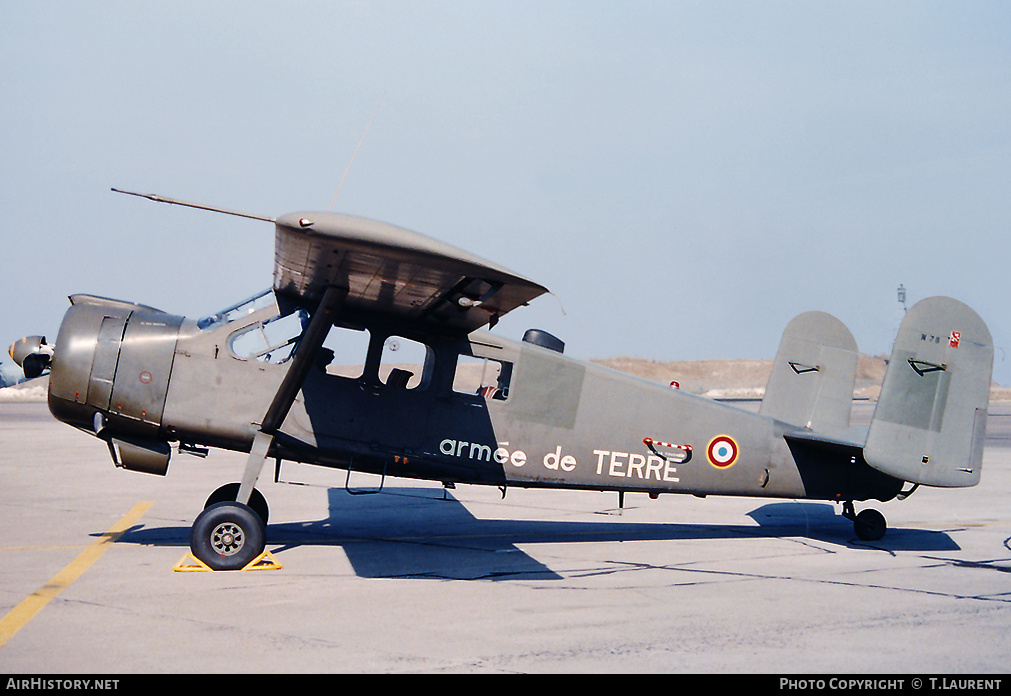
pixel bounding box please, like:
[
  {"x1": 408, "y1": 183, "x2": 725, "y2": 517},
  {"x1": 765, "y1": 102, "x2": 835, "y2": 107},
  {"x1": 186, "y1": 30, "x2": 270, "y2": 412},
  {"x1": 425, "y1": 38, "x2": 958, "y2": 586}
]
[
  {"x1": 273, "y1": 212, "x2": 548, "y2": 334},
  {"x1": 110, "y1": 190, "x2": 547, "y2": 333}
]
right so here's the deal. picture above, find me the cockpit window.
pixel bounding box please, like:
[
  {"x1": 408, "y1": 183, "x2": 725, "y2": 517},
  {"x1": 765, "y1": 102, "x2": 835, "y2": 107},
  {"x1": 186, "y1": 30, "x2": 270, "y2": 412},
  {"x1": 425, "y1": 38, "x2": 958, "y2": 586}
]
[
  {"x1": 228, "y1": 307, "x2": 309, "y2": 364},
  {"x1": 198, "y1": 289, "x2": 276, "y2": 331}
]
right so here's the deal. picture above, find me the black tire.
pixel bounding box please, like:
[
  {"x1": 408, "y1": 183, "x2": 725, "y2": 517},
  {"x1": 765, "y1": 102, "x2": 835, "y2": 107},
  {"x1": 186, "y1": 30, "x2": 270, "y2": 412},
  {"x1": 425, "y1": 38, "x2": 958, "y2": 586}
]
[
  {"x1": 190, "y1": 502, "x2": 266, "y2": 571},
  {"x1": 854, "y1": 508, "x2": 887, "y2": 541},
  {"x1": 204, "y1": 482, "x2": 269, "y2": 526}
]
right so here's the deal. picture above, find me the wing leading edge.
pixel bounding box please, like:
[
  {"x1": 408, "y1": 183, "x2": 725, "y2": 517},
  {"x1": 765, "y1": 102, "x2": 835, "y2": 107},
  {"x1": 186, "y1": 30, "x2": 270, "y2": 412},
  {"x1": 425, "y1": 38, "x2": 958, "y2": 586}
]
[{"x1": 273, "y1": 212, "x2": 548, "y2": 334}]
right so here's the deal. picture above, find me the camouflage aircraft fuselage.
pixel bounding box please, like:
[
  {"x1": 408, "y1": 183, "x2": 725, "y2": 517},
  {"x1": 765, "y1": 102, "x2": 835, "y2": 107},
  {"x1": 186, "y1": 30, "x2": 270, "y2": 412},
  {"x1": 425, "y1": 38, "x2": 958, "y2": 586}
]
[
  {"x1": 46, "y1": 295, "x2": 903, "y2": 506},
  {"x1": 18, "y1": 200, "x2": 990, "y2": 567}
]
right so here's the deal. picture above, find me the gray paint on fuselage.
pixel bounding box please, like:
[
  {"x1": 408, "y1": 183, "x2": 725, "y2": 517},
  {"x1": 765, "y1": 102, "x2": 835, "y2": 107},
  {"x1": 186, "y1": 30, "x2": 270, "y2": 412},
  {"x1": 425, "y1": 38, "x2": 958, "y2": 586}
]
[
  {"x1": 157, "y1": 298, "x2": 902, "y2": 505},
  {"x1": 508, "y1": 346, "x2": 584, "y2": 429}
]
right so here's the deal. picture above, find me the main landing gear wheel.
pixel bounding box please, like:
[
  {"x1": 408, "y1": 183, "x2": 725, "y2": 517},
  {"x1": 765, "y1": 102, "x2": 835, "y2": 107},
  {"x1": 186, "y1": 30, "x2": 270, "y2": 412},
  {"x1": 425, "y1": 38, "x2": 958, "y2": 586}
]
[
  {"x1": 854, "y1": 509, "x2": 887, "y2": 541},
  {"x1": 204, "y1": 482, "x2": 269, "y2": 526},
  {"x1": 843, "y1": 502, "x2": 887, "y2": 541},
  {"x1": 190, "y1": 501, "x2": 266, "y2": 571}
]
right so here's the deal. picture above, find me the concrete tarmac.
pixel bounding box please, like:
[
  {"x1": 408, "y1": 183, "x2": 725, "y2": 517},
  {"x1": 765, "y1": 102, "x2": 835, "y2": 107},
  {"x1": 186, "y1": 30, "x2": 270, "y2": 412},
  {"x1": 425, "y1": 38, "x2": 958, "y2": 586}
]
[{"x1": 0, "y1": 400, "x2": 1009, "y2": 674}]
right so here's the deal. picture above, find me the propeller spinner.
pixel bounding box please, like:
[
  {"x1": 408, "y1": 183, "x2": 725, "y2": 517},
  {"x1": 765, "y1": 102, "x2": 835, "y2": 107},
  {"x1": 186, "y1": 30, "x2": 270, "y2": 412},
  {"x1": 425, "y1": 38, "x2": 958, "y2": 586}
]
[{"x1": 9, "y1": 335, "x2": 53, "y2": 379}]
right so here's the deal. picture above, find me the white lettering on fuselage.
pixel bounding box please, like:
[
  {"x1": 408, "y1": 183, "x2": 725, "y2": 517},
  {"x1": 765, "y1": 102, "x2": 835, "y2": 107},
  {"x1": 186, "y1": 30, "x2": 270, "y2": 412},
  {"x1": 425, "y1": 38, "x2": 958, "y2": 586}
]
[
  {"x1": 594, "y1": 450, "x2": 678, "y2": 482},
  {"x1": 543, "y1": 446, "x2": 576, "y2": 472},
  {"x1": 440, "y1": 438, "x2": 527, "y2": 467},
  {"x1": 437, "y1": 436, "x2": 679, "y2": 483}
]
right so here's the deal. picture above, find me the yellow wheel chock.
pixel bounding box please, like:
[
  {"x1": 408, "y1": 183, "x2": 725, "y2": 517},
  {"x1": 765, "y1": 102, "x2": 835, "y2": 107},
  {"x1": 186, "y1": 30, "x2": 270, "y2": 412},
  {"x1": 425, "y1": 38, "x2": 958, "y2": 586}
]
[{"x1": 173, "y1": 550, "x2": 282, "y2": 572}]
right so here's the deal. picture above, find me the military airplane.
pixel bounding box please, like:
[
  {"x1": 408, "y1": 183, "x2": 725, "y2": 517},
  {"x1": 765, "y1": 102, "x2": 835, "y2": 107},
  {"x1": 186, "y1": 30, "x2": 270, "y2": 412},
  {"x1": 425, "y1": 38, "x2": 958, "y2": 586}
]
[
  {"x1": 1, "y1": 360, "x2": 31, "y2": 388},
  {"x1": 10, "y1": 190, "x2": 994, "y2": 570}
]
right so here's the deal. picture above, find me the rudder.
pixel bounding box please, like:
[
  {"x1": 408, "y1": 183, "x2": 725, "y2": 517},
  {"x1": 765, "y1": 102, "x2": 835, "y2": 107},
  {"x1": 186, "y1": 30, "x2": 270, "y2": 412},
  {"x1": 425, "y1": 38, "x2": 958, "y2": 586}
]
[{"x1": 865, "y1": 297, "x2": 992, "y2": 487}]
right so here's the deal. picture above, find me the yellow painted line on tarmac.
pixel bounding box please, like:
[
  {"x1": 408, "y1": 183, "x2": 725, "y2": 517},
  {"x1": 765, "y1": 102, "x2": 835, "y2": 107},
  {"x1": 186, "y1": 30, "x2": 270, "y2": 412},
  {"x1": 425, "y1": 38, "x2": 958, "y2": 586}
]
[{"x1": 0, "y1": 501, "x2": 153, "y2": 648}]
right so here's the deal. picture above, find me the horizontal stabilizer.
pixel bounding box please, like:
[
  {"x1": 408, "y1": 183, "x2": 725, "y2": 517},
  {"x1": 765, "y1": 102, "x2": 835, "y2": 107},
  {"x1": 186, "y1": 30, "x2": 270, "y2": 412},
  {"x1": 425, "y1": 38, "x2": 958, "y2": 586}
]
[
  {"x1": 865, "y1": 297, "x2": 992, "y2": 487},
  {"x1": 760, "y1": 311, "x2": 859, "y2": 434}
]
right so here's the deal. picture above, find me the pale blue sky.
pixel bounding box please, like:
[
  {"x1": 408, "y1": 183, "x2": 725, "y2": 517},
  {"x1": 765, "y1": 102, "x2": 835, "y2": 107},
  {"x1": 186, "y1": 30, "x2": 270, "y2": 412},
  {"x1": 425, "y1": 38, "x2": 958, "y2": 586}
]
[{"x1": 3, "y1": 1, "x2": 1010, "y2": 383}]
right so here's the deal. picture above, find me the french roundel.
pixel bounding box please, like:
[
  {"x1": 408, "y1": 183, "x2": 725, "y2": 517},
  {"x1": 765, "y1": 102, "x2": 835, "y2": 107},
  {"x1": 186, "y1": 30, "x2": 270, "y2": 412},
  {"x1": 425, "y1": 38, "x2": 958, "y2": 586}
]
[{"x1": 707, "y1": 435, "x2": 739, "y2": 469}]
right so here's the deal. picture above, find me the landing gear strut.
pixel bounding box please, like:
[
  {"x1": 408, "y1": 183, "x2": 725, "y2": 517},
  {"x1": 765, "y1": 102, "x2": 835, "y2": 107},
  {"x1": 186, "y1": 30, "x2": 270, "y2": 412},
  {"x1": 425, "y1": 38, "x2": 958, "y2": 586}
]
[
  {"x1": 842, "y1": 501, "x2": 887, "y2": 541},
  {"x1": 188, "y1": 286, "x2": 343, "y2": 571}
]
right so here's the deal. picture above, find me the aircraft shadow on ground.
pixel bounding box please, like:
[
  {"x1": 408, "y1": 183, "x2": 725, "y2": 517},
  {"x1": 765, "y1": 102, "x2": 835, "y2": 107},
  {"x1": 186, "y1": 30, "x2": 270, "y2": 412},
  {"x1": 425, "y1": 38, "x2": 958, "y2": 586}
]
[{"x1": 116, "y1": 488, "x2": 959, "y2": 580}]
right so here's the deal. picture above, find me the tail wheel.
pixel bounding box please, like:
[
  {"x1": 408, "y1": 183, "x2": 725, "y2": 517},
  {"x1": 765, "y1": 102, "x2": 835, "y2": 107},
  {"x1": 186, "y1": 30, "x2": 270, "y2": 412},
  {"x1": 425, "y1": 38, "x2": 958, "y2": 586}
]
[
  {"x1": 854, "y1": 508, "x2": 887, "y2": 541},
  {"x1": 204, "y1": 482, "x2": 269, "y2": 526},
  {"x1": 190, "y1": 502, "x2": 265, "y2": 571}
]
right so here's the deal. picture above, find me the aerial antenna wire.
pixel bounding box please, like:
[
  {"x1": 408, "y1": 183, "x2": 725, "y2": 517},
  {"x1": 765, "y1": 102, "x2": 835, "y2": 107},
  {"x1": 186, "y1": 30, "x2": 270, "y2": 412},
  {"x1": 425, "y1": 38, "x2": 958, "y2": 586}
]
[
  {"x1": 329, "y1": 95, "x2": 385, "y2": 212},
  {"x1": 110, "y1": 188, "x2": 274, "y2": 222}
]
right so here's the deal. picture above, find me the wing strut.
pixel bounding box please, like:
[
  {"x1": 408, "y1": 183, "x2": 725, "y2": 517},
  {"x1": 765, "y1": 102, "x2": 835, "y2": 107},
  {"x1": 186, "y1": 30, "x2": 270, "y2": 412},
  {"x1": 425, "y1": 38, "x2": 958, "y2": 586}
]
[{"x1": 236, "y1": 285, "x2": 347, "y2": 506}]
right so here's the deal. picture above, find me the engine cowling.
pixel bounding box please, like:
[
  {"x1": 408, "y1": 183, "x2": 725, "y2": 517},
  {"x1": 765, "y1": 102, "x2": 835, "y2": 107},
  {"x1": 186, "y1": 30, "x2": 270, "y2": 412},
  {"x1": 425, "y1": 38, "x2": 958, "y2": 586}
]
[{"x1": 47, "y1": 296, "x2": 184, "y2": 475}]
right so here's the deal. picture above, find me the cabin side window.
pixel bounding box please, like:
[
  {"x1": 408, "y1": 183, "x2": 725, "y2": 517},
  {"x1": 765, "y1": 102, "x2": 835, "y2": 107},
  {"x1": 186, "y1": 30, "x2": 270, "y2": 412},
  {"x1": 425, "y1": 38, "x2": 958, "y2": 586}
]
[
  {"x1": 321, "y1": 327, "x2": 432, "y2": 391},
  {"x1": 453, "y1": 355, "x2": 512, "y2": 401},
  {"x1": 320, "y1": 325, "x2": 370, "y2": 379},
  {"x1": 379, "y1": 336, "x2": 431, "y2": 390}
]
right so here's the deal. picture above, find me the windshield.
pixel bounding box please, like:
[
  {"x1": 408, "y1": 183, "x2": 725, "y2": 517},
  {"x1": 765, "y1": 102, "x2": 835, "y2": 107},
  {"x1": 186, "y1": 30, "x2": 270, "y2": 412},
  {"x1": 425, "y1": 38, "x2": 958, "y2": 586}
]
[{"x1": 197, "y1": 289, "x2": 276, "y2": 330}]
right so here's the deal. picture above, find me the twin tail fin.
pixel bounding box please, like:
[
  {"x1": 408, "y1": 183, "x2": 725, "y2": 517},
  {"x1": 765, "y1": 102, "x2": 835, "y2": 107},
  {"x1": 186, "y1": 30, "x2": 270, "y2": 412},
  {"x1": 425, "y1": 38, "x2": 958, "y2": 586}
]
[
  {"x1": 759, "y1": 311, "x2": 859, "y2": 437},
  {"x1": 865, "y1": 297, "x2": 992, "y2": 487},
  {"x1": 762, "y1": 298, "x2": 993, "y2": 489}
]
